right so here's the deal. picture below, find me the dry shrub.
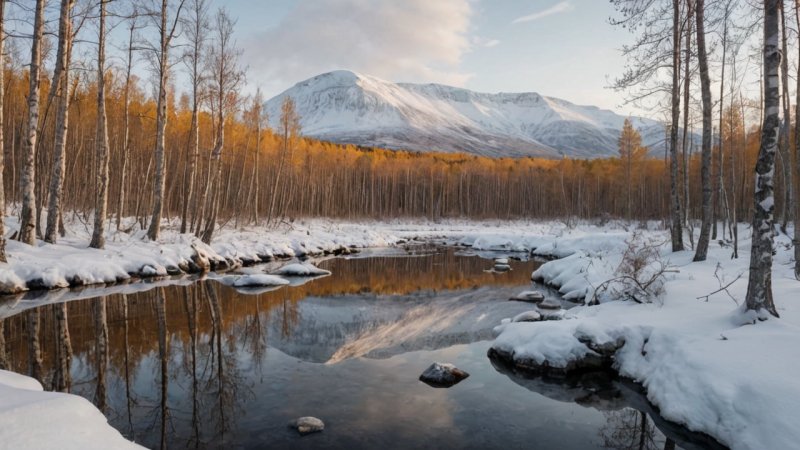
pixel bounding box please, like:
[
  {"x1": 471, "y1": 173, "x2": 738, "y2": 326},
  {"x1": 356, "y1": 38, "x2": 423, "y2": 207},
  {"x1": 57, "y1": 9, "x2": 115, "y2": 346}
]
[{"x1": 591, "y1": 232, "x2": 671, "y2": 305}]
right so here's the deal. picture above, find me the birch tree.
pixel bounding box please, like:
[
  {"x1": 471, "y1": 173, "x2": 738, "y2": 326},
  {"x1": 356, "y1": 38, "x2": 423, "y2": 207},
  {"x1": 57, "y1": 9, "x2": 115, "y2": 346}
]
[
  {"x1": 0, "y1": 0, "x2": 6, "y2": 261},
  {"x1": 147, "y1": 0, "x2": 186, "y2": 241},
  {"x1": 778, "y1": 0, "x2": 792, "y2": 233},
  {"x1": 200, "y1": 8, "x2": 243, "y2": 243},
  {"x1": 669, "y1": 0, "x2": 684, "y2": 252},
  {"x1": 744, "y1": 0, "x2": 781, "y2": 319},
  {"x1": 268, "y1": 97, "x2": 300, "y2": 226},
  {"x1": 18, "y1": 0, "x2": 46, "y2": 245},
  {"x1": 693, "y1": 0, "x2": 713, "y2": 262},
  {"x1": 116, "y1": 8, "x2": 140, "y2": 230},
  {"x1": 610, "y1": 0, "x2": 684, "y2": 250},
  {"x1": 90, "y1": 0, "x2": 110, "y2": 249},
  {"x1": 244, "y1": 89, "x2": 266, "y2": 225},
  {"x1": 44, "y1": 0, "x2": 76, "y2": 244},
  {"x1": 180, "y1": 0, "x2": 208, "y2": 234},
  {"x1": 794, "y1": 0, "x2": 800, "y2": 279}
]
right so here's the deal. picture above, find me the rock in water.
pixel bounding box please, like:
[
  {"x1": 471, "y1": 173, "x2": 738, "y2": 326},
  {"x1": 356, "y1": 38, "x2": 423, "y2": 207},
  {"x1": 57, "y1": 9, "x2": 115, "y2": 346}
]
[
  {"x1": 512, "y1": 310, "x2": 542, "y2": 322},
  {"x1": 509, "y1": 290, "x2": 545, "y2": 303},
  {"x1": 271, "y1": 263, "x2": 332, "y2": 277},
  {"x1": 494, "y1": 257, "x2": 509, "y2": 265},
  {"x1": 538, "y1": 298, "x2": 562, "y2": 310},
  {"x1": 419, "y1": 362, "x2": 470, "y2": 387},
  {"x1": 291, "y1": 417, "x2": 325, "y2": 435},
  {"x1": 494, "y1": 263, "x2": 511, "y2": 272}
]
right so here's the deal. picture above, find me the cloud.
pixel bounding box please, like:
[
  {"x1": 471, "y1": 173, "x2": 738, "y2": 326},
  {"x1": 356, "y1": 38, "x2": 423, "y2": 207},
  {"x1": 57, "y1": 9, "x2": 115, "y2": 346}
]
[
  {"x1": 512, "y1": 1, "x2": 574, "y2": 24},
  {"x1": 472, "y1": 36, "x2": 500, "y2": 48},
  {"x1": 245, "y1": 0, "x2": 474, "y2": 97}
]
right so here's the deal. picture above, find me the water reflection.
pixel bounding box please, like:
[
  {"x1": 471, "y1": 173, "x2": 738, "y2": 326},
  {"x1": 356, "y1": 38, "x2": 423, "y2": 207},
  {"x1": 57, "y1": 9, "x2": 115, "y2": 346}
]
[
  {"x1": 488, "y1": 356, "x2": 728, "y2": 450},
  {"x1": 0, "y1": 250, "x2": 724, "y2": 449}
]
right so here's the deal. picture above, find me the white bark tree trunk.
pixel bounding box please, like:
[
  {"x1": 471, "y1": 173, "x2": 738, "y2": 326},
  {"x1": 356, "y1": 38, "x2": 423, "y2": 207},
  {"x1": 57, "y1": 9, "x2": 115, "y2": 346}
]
[
  {"x1": 18, "y1": 0, "x2": 46, "y2": 245},
  {"x1": 745, "y1": 0, "x2": 781, "y2": 319},
  {"x1": 693, "y1": 0, "x2": 713, "y2": 262},
  {"x1": 0, "y1": 0, "x2": 7, "y2": 261},
  {"x1": 670, "y1": 0, "x2": 684, "y2": 252},
  {"x1": 90, "y1": 0, "x2": 110, "y2": 249},
  {"x1": 45, "y1": 0, "x2": 76, "y2": 244}
]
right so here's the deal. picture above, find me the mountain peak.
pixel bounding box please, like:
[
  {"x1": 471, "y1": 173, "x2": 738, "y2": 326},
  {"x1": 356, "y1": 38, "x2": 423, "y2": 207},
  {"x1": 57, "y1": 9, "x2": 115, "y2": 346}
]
[
  {"x1": 294, "y1": 70, "x2": 386, "y2": 90},
  {"x1": 266, "y1": 71, "x2": 665, "y2": 159}
]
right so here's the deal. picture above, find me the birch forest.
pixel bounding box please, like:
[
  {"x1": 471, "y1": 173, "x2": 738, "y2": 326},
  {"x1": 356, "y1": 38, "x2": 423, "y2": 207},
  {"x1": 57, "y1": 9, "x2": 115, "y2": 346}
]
[{"x1": 0, "y1": 0, "x2": 798, "y2": 298}]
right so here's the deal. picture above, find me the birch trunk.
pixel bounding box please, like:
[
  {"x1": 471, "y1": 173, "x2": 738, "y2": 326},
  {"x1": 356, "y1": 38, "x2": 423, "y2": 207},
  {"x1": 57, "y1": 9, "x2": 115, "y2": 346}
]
[
  {"x1": 147, "y1": 0, "x2": 184, "y2": 240},
  {"x1": 0, "y1": 0, "x2": 6, "y2": 261},
  {"x1": 682, "y1": 0, "x2": 693, "y2": 245},
  {"x1": 794, "y1": 0, "x2": 800, "y2": 279},
  {"x1": 117, "y1": 16, "x2": 136, "y2": 230},
  {"x1": 779, "y1": 1, "x2": 793, "y2": 233},
  {"x1": 45, "y1": 0, "x2": 75, "y2": 244},
  {"x1": 693, "y1": 0, "x2": 713, "y2": 262},
  {"x1": 147, "y1": 53, "x2": 169, "y2": 240},
  {"x1": 90, "y1": 0, "x2": 110, "y2": 249},
  {"x1": 718, "y1": 3, "x2": 730, "y2": 241},
  {"x1": 18, "y1": 0, "x2": 46, "y2": 245},
  {"x1": 180, "y1": 0, "x2": 206, "y2": 235},
  {"x1": 744, "y1": 0, "x2": 781, "y2": 318},
  {"x1": 669, "y1": 0, "x2": 684, "y2": 252}
]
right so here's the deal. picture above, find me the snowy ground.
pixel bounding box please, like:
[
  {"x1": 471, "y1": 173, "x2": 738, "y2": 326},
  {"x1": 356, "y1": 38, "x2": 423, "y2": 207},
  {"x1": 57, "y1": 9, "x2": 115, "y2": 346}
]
[
  {"x1": 0, "y1": 370, "x2": 142, "y2": 449},
  {"x1": 490, "y1": 223, "x2": 799, "y2": 450},
  {"x1": 0, "y1": 215, "x2": 797, "y2": 449}
]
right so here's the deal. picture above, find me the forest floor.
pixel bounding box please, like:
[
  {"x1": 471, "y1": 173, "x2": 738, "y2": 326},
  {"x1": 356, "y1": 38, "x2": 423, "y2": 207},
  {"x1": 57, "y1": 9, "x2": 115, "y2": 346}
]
[{"x1": 0, "y1": 216, "x2": 797, "y2": 449}]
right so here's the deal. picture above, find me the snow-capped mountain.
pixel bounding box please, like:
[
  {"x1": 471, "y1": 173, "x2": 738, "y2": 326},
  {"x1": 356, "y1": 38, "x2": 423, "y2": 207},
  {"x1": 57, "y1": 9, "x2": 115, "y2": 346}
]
[{"x1": 265, "y1": 70, "x2": 666, "y2": 158}]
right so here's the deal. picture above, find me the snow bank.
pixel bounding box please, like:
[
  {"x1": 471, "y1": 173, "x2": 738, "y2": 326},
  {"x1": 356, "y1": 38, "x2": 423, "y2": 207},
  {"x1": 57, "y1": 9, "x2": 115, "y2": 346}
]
[
  {"x1": 0, "y1": 216, "x2": 408, "y2": 294},
  {"x1": 492, "y1": 224, "x2": 800, "y2": 450},
  {"x1": 0, "y1": 370, "x2": 142, "y2": 449}
]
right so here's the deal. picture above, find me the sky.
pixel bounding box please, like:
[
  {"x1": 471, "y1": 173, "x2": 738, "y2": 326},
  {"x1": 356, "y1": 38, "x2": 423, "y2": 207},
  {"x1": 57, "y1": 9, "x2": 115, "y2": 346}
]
[{"x1": 221, "y1": 0, "x2": 636, "y2": 113}]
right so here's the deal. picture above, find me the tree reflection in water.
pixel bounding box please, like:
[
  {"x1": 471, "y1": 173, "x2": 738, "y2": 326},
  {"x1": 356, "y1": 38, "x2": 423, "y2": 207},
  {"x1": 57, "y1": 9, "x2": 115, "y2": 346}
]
[
  {"x1": 0, "y1": 250, "x2": 542, "y2": 448},
  {"x1": 488, "y1": 355, "x2": 727, "y2": 450}
]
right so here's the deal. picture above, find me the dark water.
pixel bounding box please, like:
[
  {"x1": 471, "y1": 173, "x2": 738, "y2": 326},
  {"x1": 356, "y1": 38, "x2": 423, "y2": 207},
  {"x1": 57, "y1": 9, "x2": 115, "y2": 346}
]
[{"x1": 0, "y1": 248, "x2": 722, "y2": 449}]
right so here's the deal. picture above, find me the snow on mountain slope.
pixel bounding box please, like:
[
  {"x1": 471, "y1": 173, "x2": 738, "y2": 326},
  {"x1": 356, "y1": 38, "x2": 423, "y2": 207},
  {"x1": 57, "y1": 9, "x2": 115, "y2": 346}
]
[{"x1": 265, "y1": 70, "x2": 666, "y2": 159}]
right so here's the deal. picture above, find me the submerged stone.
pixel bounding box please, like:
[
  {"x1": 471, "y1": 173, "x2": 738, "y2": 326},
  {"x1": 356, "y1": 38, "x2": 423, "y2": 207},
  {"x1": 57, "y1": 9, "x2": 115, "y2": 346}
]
[
  {"x1": 419, "y1": 362, "x2": 470, "y2": 387},
  {"x1": 291, "y1": 416, "x2": 325, "y2": 435},
  {"x1": 509, "y1": 290, "x2": 545, "y2": 303},
  {"x1": 512, "y1": 310, "x2": 542, "y2": 322},
  {"x1": 494, "y1": 263, "x2": 512, "y2": 272},
  {"x1": 538, "y1": 298, "x2": 562, "y2": 310}
]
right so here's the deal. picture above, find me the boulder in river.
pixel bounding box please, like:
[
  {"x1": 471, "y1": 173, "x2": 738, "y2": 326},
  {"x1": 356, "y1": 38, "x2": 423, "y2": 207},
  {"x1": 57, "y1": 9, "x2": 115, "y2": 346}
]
[
  {"x1": 493, "y1": 263, "x2": 512, "y2": 272},
  {"x1": 291, "y1": 416, "x2": 325, "y2": 435},
  {"x1": 509, "y1": 290, "x2": 545, "y2": 303},
  {"x1": 538, "y1": 298, "x2": 562, "y2": 310},
  {"x1": 512, "y1": 310, "x2": 542, "y2": 322},
  {"x1": 419, "y1": 362, "x2": 470, "y2": 387},
  {"x1": 494, "y1": 257, "x2": 509, "y2": 265}
]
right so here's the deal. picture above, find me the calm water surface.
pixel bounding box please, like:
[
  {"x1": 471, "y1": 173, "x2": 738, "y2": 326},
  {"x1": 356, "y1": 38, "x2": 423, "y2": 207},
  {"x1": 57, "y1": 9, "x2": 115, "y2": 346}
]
[{"x1": 0, "y1": 248, "x2": 723, "y2": 449}]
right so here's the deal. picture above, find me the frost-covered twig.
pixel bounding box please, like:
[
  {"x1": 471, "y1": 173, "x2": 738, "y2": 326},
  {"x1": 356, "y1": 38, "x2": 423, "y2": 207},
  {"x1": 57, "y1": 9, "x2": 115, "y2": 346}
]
[{"x1": 697, "y1": 263, "x2": 742, "y2": 304}]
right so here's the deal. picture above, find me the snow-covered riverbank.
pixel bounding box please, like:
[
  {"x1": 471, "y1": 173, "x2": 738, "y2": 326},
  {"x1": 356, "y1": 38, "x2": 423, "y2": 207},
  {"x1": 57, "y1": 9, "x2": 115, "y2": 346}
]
[
  {"x1": 0, "y1": 217, "x2": 797, "y2": 450},
  {"x1": 489, "y1": 224, "x2": 799, "y2": 450},
  {"x1": 0, "y1": 370, "x2": 142, "y2": 449}
]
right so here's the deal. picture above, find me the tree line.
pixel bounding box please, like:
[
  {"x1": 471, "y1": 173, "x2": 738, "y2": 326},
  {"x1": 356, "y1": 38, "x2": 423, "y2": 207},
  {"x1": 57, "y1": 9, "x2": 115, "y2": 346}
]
[
  {"x1": 612, "y1": 0, "x2": 800, "y2": 318},
  {"x1": 0, "y1": 1, "x2": 797, "y2": 319}
]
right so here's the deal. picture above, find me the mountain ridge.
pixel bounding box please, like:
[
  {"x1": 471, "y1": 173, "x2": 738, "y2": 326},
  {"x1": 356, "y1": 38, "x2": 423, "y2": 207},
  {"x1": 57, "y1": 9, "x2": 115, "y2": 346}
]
[{"x1": 264, "y1": 70, "x2": 666, "y2": 159}]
